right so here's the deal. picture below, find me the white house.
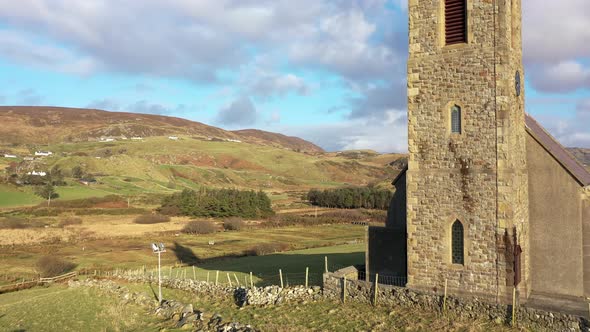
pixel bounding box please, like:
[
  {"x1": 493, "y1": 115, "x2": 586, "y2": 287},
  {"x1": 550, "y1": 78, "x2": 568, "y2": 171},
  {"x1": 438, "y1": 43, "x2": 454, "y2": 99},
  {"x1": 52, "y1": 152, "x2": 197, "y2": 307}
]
[
  {"x1": 226, "y1": 139, "x2": 242, "y2": 143},
  {"x1": 131, "y1": 136, "x2": 143, "y2": 140},
  {"x1": 99, "y1": 138, "x2": 115, "y2": 142},
  {"x1": 27, "y1": 171, "x2": 47, "y2": 176},
  {"x1": 168, "y1": 136, "x2": 179, "y2": 141},
  {"x1": 3, "y1": 154, "x2": 17, "y2": 158},
  {"x1": 34, "y1": 151, "x2": 53, "y2": 157}
]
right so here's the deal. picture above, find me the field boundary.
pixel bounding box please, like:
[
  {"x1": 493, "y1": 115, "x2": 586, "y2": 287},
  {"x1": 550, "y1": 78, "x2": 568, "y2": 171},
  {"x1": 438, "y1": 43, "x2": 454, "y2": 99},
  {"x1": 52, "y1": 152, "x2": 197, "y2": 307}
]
[{"x1": 0, "y1": 271, "x2": 78, "y2": 295}]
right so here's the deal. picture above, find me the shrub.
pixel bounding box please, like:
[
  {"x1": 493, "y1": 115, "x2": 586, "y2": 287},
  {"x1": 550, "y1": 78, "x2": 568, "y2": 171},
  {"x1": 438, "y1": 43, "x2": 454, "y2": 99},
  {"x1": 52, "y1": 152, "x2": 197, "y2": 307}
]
[
  {"x1": 134, "y1": 214, "x2": 170, "y2": 224},
  {"x1": 36, "y1": 256, "x2": 77, "y2": 277},
  {"x1": 223, "y1": 217, "x2": 245, "y2": 231},
  {"x1": 246, "y1": 242, "x2": 290, "y2": 256},
  {"x1": 58, "y1": 217, "x2": 83, "y2": 228},
  {"x1": 181, "y1": 220, "x2": 216, "y2": 234},
  {"x1": 0, "y1": 217, "x2": 41, "y2": 229}
]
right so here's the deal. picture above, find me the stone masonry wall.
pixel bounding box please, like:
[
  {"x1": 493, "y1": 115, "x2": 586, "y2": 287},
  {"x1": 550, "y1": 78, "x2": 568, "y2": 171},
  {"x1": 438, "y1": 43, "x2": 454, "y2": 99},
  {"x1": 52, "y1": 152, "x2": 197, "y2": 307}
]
[
  {"x1": 406, "y1": 0, "x2": 529, "y2": 301},
  {"x1": 323, "y1": 270, "x2": 586, "y2": 332}
]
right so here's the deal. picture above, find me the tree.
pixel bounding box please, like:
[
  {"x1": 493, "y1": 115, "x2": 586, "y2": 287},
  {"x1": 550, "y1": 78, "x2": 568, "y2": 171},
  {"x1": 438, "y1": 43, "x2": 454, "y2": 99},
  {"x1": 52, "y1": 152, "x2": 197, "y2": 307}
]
[
  {"x1": 35, "y1": 183, "x2": 59, "y2": 206},
  {"x1": 72, "y1": 165, "x2": 84, "y2": 179}
]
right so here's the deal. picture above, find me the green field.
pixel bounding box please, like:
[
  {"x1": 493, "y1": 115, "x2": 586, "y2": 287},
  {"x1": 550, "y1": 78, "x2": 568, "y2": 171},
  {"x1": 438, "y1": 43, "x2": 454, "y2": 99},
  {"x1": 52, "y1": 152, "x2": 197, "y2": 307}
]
[
  {"x1": 171, "y1": 243, "x2": 364, "y2": 286},
  {"x1": 0, "y1": 285, "x2": 160, "y2": 331},
  {"x1": 0, "y1": 185, "x2": 42, "y2": 207},
  {"x1": 0, "y1": 223, "x2": 367, "y2": 279},
  {"x1": 0, "y1": 280, "x2": 513, "y2": 332}
]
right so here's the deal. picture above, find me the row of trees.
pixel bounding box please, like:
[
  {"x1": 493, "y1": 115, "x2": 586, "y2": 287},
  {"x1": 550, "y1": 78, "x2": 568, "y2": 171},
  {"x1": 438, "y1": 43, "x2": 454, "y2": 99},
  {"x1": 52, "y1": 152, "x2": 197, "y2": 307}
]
[
  {"x1": 307, "y1": 186, "x2": 393, "y2": 210},
  {"x1": 159, "y1": 188, "x2": 274, "y2": 218}
]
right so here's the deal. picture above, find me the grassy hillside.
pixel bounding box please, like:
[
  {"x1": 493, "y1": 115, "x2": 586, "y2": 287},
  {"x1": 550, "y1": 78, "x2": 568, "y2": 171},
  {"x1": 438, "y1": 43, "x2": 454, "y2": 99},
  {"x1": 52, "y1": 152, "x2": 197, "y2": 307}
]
[
  {"x1": 0, "y1": 106, "x2": 324, "y2": 152},
  {"x1": 0, "y1": 136, "x2": 403, "y2": 208}
]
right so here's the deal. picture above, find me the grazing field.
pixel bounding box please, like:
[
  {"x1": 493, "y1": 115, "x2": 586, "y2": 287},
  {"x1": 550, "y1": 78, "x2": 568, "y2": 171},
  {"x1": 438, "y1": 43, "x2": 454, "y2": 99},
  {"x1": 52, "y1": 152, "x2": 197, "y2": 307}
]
[
  {"x1": 0, "y1": 285, "x2": 160, "y2": 332},
  {"x1": 0, "y1": 279, "x2": 516, "y2": 332},
  {"x1": 0, "y1": 212, "x2": 367, "y2": 281},
  {"x1": 172, "y1": 243, "x2": 364, "y2": 286},
  {"x1": 0, "y1": 185, "x2": 42, "y2": 207}
]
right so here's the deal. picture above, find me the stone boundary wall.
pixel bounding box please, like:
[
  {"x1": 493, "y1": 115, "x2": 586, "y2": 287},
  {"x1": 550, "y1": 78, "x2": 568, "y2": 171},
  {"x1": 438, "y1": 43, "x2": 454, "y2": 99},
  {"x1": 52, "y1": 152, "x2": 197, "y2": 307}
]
[
  {"x1": 323, "y1": 269, "x2": 588, "y2": 332},
  {"x1": 69, "y1": 279, "x2": 257, "y2": 331},
  {"x1": 102, "y1": 273, "x2": 321, "y2": 306}
]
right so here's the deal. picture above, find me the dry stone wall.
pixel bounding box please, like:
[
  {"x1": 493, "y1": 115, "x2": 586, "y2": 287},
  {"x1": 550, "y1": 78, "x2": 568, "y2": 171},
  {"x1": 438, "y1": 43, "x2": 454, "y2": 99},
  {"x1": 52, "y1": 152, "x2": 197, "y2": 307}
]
[
  {"x1": 324, "y1": 270, "x2": 587, "y2": 332},
  {"x1": 69, "y1": 279, "x2": 258, "y2": 331}
]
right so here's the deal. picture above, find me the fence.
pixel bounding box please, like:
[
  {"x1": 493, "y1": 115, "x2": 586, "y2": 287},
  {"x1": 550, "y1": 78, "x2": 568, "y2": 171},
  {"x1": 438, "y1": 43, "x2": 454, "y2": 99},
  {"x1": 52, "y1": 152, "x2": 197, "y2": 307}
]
[
  {"x1": 357, "y1": 270, "x2": 407, "y2": 287},
  {"x1": 1, "y1": 255, "x2": 351, "y2": 294},
  {"x1": 0, "y1": 271, "x2": 78, "y2": 295}
]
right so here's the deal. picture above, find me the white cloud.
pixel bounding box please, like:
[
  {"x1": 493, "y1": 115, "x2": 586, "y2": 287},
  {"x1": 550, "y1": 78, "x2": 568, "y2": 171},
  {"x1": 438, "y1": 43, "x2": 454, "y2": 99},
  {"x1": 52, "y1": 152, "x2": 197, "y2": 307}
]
[
  {"x1": 215, "y1": 97, "x2": 258, "y2": 127},
  {"x1": 529, "y1": 61, "x2": 590, "y2": 93},
  {"x1": 278, "y1": 109, "x2": 407, "y2": 153},
  {"x1": 534, "y1": 99, "x2": 590, "y2": 148}
]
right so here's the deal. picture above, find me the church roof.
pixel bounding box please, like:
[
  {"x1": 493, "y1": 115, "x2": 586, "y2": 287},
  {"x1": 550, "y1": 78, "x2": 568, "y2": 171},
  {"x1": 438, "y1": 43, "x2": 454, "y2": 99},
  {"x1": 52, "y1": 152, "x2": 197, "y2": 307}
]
[{"x1": 525, "y1": 114, "x2": 590, "y2": 187}]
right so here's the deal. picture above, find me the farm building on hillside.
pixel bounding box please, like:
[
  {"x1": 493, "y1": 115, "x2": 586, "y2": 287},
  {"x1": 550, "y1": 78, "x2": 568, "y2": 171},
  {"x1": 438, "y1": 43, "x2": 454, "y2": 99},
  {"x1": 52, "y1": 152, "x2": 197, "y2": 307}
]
[{"x1": 34, "y1": 151, "x2": 53, "y2": 157}]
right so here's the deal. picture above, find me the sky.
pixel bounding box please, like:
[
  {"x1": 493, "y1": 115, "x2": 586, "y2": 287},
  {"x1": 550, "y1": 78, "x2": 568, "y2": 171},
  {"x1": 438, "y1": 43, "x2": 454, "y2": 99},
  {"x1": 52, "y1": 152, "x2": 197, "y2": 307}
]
[{"x1": 0, "y1": 0, "x2": 588, "y2": 152}]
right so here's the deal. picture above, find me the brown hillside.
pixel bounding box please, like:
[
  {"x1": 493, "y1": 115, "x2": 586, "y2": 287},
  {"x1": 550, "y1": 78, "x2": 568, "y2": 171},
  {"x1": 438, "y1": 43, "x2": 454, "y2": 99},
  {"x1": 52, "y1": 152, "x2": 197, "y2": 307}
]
[
  {"x1": 232, "y1": 129, "x2": 324, "y2": 153},
  {"x1": 0, "y1": 106, "x2": 322, "y2": 152},
  {"x1": 568, "y1": 148, "x2": 590, "y2": 168}
]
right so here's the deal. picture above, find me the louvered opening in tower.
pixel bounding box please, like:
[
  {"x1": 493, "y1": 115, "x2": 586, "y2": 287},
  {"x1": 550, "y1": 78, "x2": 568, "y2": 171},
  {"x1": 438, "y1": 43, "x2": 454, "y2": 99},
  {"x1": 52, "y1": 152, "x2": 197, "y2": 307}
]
[{"x1": 445, "y1": 0, "x2": 467, "y2": 45}]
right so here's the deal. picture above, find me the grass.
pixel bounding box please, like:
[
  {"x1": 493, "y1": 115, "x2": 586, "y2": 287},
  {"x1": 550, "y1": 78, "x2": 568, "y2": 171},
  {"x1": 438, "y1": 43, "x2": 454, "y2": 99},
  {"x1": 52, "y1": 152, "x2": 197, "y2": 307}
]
[
  {"x1": 55, "y1": 183, "x2": 113, "y2": 200},
  {"x1": 171, "y1": 243, "x2": 365, "y2": 286},
  {"x1": 0, "y1": 279, "x2": 517, "y2": 332},
  {"x1": 0, "y1": 220, "x2": 366, "y2": 279},
  {"x1": 1, "y1": 135, "x2": 404, "y2": 208},
  {"x1": 0, "y1": 185, "x2": 43, "y2": 207},
  {"x1": 0, "y1": 285, "x2": 161, "y2": 331},
  {"x1": 120, "y1": 282, "x2": 517, "y2": 332}
]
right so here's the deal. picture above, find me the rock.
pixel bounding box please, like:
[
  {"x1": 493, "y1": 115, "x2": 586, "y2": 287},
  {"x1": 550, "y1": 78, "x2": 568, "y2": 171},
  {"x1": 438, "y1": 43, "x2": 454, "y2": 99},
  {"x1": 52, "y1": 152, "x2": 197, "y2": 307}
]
[{"x1": 182, "y1": 304, "x2": 193, "y2": 314}]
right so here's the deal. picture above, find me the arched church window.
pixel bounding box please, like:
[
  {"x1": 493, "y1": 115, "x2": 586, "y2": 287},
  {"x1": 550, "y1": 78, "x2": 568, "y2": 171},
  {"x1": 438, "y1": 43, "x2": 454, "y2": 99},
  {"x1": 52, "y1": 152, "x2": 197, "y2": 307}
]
[
  {"x1": 451, "y1": 220, "x2": 464, "y2": 265},
  {"x1": 445, "y1": 0, "x2": 467, "y2": 45},
  {"x1": 451, "y1": 105, "x2": 462, "y2": 134}
]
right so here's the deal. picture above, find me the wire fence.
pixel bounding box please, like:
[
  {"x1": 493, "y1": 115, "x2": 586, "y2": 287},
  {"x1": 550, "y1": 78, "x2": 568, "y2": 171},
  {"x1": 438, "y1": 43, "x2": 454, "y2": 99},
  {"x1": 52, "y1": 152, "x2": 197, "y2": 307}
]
[{"x1": 358, "y1": 270, "x2": 407, "y2": 287}]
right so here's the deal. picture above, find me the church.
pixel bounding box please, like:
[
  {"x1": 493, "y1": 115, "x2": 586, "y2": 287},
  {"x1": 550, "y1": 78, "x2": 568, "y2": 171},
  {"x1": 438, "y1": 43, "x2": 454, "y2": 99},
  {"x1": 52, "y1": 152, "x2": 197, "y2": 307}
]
[{"x1": 367, "y1": 0, "x2": 590, "y2": 309}]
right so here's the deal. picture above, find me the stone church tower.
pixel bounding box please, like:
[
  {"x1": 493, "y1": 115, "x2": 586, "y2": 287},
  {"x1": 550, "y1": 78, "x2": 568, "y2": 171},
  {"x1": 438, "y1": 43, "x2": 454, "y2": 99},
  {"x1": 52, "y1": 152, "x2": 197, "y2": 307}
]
[{"x1": 406, "y1": 0, "x2": 529, "y2": 301}]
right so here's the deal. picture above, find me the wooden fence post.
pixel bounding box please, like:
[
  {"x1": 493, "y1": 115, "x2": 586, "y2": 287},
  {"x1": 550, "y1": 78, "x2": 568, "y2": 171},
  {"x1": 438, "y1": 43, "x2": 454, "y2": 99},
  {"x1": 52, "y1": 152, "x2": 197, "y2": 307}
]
[
  {"x1": 324, "y1": 256, "x2": 328, "y2": 273},
  {"x1": 192, "y1": 266, "x2": 196, "y2": 280},
  {"x1": 233, "y1": 273, "x2": 240, "y2": 286},
  {"x1": 443, "y1": 279, "x2": 448, "y2": 314},
  {"x1": 279, "y1": 269, "x2": 284, "y2": 288},
  {"x1": 512, "y1": 287, "x2": 517, "y2": 326},
  {"x1": 227, "y1": 273, "x2": 232, "y2": 287},
  {"x1": 207, "y1": 271, "x2": 210, "y2": 283},
  {"x1": 250, "y1": 272, "x2": 254, "y2": 288},
  {"x1": 215, "y1": 271, "x2": 219, "y2": 285},
  {"x1": 373, "y1": 273, "x2": 379, "y2": 306},
  {"x1": 343, "y1": 276, "x2": 347, "y2": 304},
  {"x1": 305, "y1": 267, "x2": 309, "y2": 288}
]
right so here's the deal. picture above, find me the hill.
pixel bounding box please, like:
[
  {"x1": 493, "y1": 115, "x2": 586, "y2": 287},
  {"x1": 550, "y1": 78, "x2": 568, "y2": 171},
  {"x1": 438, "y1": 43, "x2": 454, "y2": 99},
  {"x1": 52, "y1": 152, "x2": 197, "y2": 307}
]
[
  {"x1": 568, "y1": 148, "x2": 590, "y2": 168},
  {"x1": 0, "y1": 106, "x2": 324, "y2": 153},
  {"x1": 0, "y1": 107, "x2": 404, "y2": 207},
  {"x1": 232, "y1": 129, "x2": 323, "y2": 153}
]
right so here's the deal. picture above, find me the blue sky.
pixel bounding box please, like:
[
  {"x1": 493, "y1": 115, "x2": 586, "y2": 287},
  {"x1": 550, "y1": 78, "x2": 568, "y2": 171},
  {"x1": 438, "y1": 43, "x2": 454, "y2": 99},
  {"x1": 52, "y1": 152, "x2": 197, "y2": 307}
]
[{"x1": 0, "y1": 0, "x2": 588, "y2": 152}]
